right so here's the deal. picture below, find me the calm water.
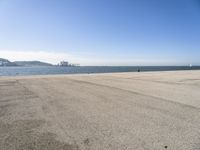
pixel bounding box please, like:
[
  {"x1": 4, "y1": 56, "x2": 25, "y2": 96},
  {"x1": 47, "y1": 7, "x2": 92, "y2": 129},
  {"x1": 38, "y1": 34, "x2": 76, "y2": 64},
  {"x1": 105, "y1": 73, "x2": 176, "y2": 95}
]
[{"x1": 0, "y1": 66, "x2": 200, "y2": 76}]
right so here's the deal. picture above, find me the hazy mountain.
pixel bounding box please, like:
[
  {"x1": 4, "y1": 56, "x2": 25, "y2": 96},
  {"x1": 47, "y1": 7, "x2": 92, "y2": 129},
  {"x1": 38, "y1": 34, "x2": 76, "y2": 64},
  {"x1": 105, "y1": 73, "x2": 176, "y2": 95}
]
[
  {"x1": 0, "y1": 58, "x2": 18, "y2": 66},
  {"x1": 0, "y1": 58, "x2": 53, "y2": 67},
  {"x1": 14, "y1": 61, "x2": 53, "y2": 66}
]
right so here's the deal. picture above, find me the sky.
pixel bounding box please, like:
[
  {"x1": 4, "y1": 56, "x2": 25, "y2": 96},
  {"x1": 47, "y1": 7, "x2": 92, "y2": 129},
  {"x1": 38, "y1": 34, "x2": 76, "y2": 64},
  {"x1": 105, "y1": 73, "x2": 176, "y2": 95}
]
[{"x1": 0, "y1": 0, "x2": 200, "y2": 66}]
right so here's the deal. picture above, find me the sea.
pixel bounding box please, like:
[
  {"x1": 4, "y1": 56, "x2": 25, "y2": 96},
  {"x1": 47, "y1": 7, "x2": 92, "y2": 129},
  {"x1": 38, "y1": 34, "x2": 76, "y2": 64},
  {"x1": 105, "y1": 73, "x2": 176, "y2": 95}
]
[{"x1": 0, "y1": 66, "x2": 200, "y2": 76}]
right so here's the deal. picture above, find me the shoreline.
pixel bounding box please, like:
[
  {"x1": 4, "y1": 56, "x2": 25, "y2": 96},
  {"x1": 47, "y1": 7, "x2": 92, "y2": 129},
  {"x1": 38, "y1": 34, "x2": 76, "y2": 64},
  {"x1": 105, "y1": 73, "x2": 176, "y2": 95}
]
[
  {"x1": 0, "y1": 69, "x2": 199, "y2": 79},
  {"x1": 1, "y1": 66, "x2": 199, "y2": 77}
]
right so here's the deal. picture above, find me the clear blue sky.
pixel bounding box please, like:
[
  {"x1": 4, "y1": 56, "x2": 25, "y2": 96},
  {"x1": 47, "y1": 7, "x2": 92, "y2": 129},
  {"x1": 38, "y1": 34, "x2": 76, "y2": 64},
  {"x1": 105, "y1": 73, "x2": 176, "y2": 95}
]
[{"x1": 0, "y1": 0, "x2": 200, "y2": 65}]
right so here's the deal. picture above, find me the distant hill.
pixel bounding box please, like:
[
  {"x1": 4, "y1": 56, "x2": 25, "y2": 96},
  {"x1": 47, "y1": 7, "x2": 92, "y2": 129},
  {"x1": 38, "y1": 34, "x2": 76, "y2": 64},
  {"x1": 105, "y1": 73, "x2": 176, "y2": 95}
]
[
  {"x1": 14, "y1": 61, "x2": 53, "y2": 66},
  {"x1": 0, "y1": 58, "x2": 53, "y2": 67},
  {"x1": 0, "y1": 58, "x2": 18, "y2": 66}
]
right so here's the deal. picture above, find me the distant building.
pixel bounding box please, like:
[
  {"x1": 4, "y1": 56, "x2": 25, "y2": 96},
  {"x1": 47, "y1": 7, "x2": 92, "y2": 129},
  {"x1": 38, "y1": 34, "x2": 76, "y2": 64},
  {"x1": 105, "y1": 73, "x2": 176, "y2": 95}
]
[
  {"x1": 58, "y1": 61, "x2": 79, "y2": 67},
  {"x1": 0, "y1": 60, "x2": 8, "y2": 66},
  {"x1": 60, "y1": 61, "x2": 69, "y2": 66},
  {"x1": 0, "y1": 58, "x2": 18, "y2": 66}
]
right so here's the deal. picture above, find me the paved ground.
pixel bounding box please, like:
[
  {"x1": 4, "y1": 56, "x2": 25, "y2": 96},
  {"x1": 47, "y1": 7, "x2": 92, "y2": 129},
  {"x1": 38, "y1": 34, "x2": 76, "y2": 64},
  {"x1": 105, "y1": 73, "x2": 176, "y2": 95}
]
[{"x1": 0, "y1": 70, "x2": 200, "y2": 150}]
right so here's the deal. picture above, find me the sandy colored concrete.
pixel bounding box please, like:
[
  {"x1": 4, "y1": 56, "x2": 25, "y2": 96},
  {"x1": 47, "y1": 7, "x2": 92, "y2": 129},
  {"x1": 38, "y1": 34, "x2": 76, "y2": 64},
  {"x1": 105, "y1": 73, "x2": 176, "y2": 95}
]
[{"x1": 1, "y1": 70, "x2": 200, "y2": 150}]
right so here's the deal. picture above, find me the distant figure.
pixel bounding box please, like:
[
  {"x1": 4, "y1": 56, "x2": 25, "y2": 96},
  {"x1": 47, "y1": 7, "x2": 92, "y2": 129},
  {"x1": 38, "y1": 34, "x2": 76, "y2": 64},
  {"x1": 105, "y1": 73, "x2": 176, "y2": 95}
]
[{"x1": 137, "y1": 68, "x2": 140, "y2": 72}]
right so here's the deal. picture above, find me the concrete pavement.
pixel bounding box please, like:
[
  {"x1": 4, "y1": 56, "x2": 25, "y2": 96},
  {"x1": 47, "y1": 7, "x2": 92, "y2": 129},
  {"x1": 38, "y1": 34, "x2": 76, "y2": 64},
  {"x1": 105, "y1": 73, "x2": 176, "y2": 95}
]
[{"x1": 0, "y1": 71, "x2": 200, "y2": 150}]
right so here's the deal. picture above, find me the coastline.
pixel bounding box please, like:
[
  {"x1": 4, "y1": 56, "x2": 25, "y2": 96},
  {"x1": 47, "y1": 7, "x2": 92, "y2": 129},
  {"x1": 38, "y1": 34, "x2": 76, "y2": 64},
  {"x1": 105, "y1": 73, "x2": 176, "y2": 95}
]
[
  {"x1": 0, "y1": 70, "x2": 200, "y2": 149},
  {"x1": 0, "y1": 69, "x2": 199, "y2": 79},
  {"x1": 1, "y1": 66, "x2": 200, "y2": 76}
]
